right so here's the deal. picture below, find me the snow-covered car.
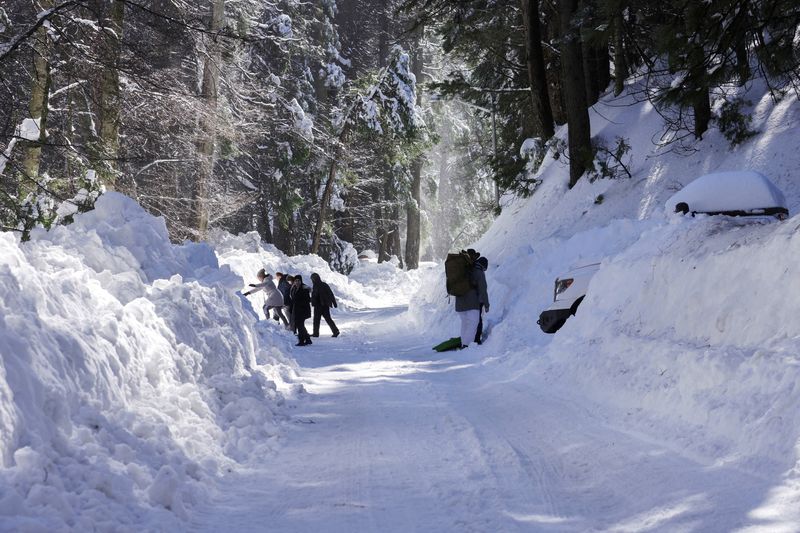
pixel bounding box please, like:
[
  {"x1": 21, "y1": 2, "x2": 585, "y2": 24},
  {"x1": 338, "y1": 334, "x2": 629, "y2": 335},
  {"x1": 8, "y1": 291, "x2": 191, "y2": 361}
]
[
  {"x1": 666, "y1": 170, "x2": 789, "y2": 219},
  {"x1": 538, "y1": 171, "x2": 789, "y2": 335},
  {"x1": 537, "y1": 263, "x2": 600, "y2": 334}
]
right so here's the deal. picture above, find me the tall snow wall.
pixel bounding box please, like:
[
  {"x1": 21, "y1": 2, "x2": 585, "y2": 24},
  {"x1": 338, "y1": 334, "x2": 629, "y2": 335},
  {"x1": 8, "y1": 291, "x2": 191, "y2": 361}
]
[{"x1": 0, "y1": 193, "x2": 298, "y2": 531}]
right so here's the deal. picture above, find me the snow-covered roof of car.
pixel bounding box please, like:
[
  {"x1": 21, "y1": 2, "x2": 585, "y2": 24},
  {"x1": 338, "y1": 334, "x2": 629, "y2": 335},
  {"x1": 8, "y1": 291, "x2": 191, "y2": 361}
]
[{"x1": 665, "y1": 170, "x2": 788, "y2": 217}]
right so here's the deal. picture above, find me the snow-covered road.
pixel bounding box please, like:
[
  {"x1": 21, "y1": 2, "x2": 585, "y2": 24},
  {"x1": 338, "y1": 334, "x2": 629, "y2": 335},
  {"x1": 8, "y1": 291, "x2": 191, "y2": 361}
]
[{"x1": 191, "y1": 306, "x2": 776, "y2": 532}]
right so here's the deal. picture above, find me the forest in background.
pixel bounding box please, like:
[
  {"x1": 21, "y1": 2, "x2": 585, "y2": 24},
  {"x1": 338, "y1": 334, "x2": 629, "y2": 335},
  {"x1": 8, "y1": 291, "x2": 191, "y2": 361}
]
[{"x1": 1, "y1": 0, "x2": 799, "y2": 272}]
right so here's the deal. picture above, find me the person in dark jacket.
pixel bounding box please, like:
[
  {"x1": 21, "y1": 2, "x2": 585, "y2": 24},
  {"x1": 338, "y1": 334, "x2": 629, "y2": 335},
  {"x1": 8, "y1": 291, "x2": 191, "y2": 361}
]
[
  {"x1": 310, "y1": 273, "x2": 340, "y2": 338},
  {"x1": 276, "y1": 272, "x2": 292, "y2": 331},
  {"x1": 454, "y1": 254, "x2": 489, "y2": 348},
  {"x1": 289, "y1": 275, "x2": 312, "y2": 346},
  {"x1": 285, "y1": 274, "x2": 295, "y2": 333}
]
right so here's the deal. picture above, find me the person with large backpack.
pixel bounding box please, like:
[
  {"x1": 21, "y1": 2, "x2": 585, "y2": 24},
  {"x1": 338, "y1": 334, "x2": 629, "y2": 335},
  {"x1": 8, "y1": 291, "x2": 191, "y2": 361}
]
[{"x1": 446, "y1": 249, "x2": 489, "y2": 348}]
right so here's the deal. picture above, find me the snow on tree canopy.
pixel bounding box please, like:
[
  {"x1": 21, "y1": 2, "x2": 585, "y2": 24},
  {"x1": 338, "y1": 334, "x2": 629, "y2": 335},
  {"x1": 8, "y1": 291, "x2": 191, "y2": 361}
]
[
  {"x1": 665, "y1": 170, "x2": 788, "y2": 215},
  {"x1": 289, "y1": 99, "x2": 313, "y2": 141},
  {"x1": 275, "y1": 14, "x2": 292, "y2": 37}
]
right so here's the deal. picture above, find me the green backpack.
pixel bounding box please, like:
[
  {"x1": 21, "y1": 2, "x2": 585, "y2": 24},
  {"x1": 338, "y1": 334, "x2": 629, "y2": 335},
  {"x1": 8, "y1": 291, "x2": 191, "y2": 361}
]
[{"x1": 445, "y1": 250, "x2": 475, "y2": 296}]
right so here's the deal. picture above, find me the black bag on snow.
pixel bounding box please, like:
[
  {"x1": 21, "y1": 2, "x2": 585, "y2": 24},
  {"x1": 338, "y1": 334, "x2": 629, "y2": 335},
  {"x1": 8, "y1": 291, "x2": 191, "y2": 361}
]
[{"x1": 445, "y1": 250, "x2": 475, "y2": 296}]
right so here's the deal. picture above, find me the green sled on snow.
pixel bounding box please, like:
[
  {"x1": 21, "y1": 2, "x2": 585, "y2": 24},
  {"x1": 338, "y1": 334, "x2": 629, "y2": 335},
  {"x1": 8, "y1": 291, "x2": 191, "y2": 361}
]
[{"x1": 432, "y1": 337, "x2": 462, "y2": 352}]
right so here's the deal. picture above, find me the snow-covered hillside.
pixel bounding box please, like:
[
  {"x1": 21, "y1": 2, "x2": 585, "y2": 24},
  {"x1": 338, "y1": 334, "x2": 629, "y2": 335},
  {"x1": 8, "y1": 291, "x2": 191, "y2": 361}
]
[{"x1": 410, "y1": 80, "x2": 800, "y2": 522}]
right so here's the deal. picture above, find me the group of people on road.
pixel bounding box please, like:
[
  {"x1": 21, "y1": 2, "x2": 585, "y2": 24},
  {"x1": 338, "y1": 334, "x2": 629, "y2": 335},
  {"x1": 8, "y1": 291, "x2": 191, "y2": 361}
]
[
  {"x1": 243, "y1": 270, "x2": 340, "y2": 347},
  {"x1": 243, "y1": 248, "x2": 489, "y2": 350}
]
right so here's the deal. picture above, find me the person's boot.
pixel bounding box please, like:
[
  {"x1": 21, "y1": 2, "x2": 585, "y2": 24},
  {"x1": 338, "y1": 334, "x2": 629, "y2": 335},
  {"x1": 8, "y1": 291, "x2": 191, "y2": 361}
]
[{"x1": 332, "y1": 331, "x2": 340, "y2": 338}]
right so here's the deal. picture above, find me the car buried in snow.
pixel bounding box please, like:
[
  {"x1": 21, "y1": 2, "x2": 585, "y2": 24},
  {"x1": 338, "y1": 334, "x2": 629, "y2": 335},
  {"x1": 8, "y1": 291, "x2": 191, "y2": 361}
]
[
  {"x1": 537, "y1": 262, "x2": 600, "y2": 334},
  {"x1": 667, "y1": 170, "x2": 788, "y2": 220},
  {"x1": 538, "y1": 170, "x2": 790, "y2": 334}
]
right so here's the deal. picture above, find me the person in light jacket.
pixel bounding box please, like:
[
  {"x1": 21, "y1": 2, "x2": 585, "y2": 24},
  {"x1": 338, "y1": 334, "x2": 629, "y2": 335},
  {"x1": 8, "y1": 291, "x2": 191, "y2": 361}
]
[
  {"x1": 310, "y1": 273, "x2": 340, "y2": 338},
  {"x1": 454, "y1": 256, "x2": 489, "y2": 348},
  {"x1": 243, "y1": 269, "x2": 289, "y2": 326}
]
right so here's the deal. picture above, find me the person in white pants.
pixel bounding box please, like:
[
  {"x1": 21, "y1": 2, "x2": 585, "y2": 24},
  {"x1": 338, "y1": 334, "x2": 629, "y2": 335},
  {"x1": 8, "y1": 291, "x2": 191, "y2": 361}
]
[{"x1": 455, "y1": 255, "x2": 490, "y2": 348}]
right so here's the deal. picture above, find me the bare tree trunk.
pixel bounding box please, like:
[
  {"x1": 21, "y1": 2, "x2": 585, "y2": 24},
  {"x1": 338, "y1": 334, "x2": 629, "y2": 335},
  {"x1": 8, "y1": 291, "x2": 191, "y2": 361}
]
[
  {"x1": 559, "y1": 0, "x2": 592, "y2": 188},
  {"x1": 19, "y1": 0, "x2": 54, "y2": 197},
  {"x1": 389, "y1": 204, "x2": 403, "y2": 268},
  {"x1": 96, "y1": 0, "x2": 124, "y2": 190},
  {"x1": 194, "y1": 0, "x2": 225, "y2": 239},
  {"x1": 544, "y1": 3, "x2": 567, "y2": 125},
  {"x1": 405, "y1": 25, "x2": 424, "y2": 270},
  {"x1": 311, "y1": 143, "x2": 343, "y2": 254},
  {"x1": 595, "y1": 35, "x2": 611, "y2": 93},
  {"x1": 581, "y1": 34, "x2": 600, "y2": 106},
  {"x1": 686, "y1": 7, "x2": 710, "y2": 139},
  {"x1": 612, "y1": 5, "x2": 628, "y2": 96},
  {"x1": 520, "y1": 0, "x2": 555, "y2": 140}
]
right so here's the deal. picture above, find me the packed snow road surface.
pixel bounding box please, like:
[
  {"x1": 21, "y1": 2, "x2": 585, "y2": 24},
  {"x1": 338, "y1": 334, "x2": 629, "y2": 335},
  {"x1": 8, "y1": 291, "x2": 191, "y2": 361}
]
[{"x1": 192, "y1": 307, "x2": 770, "y2": 532}]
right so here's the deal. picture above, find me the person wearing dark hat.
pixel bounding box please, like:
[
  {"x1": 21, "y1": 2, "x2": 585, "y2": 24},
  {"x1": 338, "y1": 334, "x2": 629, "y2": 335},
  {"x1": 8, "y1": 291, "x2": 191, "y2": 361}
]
[
  {"x1": 289, "y1": 275, "x2": 313, "y2": 346},
  {"x1": 275, "y1": 272, "x2": 292, "y2": 330},
  {"x1": 454, "y1": 254, "x2": 489, "y2": 348},
  {"x1": 310, "y1": 273, "x2": 340, "y2": 338},
  {"x1": 284, "y1": 274, "x2": 296, "y2": 333},
  {"x1": 473, "y1": 257, "x2": 489, "y2": 344}
]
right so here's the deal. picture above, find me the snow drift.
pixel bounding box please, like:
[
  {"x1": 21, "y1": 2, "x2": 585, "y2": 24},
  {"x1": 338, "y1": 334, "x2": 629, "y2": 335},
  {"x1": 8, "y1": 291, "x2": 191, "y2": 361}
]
[
  {"x1": 0, "y1": 193, "x2": 299, "y2": 531},
  {"x1": 409, "y1": 79, "x2": 800, "y2": 491}
]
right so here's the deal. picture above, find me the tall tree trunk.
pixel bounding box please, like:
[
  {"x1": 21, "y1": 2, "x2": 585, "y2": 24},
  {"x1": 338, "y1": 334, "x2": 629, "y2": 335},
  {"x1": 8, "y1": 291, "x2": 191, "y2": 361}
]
[
  {"x1": 612, "y1": 5, "x2": 628, "y2": 96},
  {"x1": 581, "y1": 29, "x2": 600, "y2": 105},
  {"x1": 194, "y1": 0, "x2": 225, "y2": 239},
  {"x1": 389, "y1": 204, "x2": 403, "y2": 268},
  {"x1": 686, "y1": 6, "x2": 710, "y2": 139},
  {"x1": 559, "y1": 0, "x2": 592, "y2": 188},
  {"x1": 97, "y1": 0, "x2": 124, "y2": 190},
  {"x1": 311, "y1": 137, "x2": 345, "y2": 254},
  {"x1": 520, "y1": 0, "x2": 555, "y2": 140},
  {"x1": 19, "y1": 0, "x2": 54, "y2": 198},
  {"x1": 735, "y1": 39, "x2": 750, "y2": 86},
  {"x1": 405, "y1": 25, "x2": 424, "y2": 270},
  {"x1": 544, "y1": 3, "x2": 567, "y2": 124},
  {"x1": 594, "y1": 36, "x2": 611, "y2": 93}
]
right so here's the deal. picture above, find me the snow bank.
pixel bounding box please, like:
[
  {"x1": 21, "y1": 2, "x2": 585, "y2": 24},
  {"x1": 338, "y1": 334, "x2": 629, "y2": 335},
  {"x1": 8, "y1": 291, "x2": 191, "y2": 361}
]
[
  {"x1": 545, "y1": 214, "x2": 800, "y2": 473},
  {"x1": 0, "y1": 193, "x2": 298, "y2": 531},
  {"x1": 410, "y1": 79, "x2": 800, "y2": 480}
]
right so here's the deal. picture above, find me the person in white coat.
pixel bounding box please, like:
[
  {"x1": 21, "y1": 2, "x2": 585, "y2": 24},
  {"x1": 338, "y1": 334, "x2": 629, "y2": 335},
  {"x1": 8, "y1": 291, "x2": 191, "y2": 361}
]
[{"x1": 243, "y1": 269, "x2": 289, "y2": 326}]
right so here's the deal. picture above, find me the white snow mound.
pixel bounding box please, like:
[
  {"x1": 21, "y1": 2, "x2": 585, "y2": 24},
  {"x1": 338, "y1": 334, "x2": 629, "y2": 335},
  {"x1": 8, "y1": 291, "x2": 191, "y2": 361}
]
[
  {"x1": 665, "y1": 170, "x2": 788, "y2": 214},
  {"x1": 0, "y1": 193, "x2": 298, "y2": 531}
]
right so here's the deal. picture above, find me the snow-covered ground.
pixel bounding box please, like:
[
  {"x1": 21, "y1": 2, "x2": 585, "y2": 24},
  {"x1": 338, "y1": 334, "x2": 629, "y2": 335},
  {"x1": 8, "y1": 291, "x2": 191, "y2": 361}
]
[{"x1": 4, "y1": 77, "x2": 800, "y2": 531}]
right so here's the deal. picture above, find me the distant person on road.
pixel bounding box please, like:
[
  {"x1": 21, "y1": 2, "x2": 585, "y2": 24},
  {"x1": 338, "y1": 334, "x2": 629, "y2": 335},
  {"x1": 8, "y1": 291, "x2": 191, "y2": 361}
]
[
  {"x1": 455, "y1": 252, "x2": 489, "y2": 348},
  {"x1": 289, "y1": 275, "x2": 313, "y2": 346},
  {"x1": 243, "y1": 269, "x2": 288, "y2": 326},
  {"x1": 310, "y1": 273, "x2": 340, "y2": 338}
]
